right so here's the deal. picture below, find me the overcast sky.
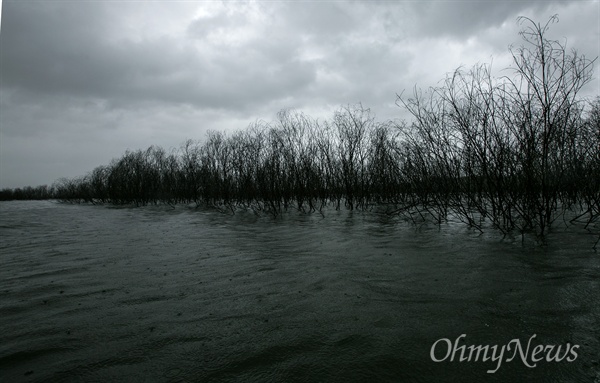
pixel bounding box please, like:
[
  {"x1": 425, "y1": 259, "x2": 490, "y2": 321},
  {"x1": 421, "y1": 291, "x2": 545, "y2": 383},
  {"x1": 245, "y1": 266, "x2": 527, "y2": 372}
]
[{"x1": 1, "y1": 0, "x2": 598, "y2": 189}]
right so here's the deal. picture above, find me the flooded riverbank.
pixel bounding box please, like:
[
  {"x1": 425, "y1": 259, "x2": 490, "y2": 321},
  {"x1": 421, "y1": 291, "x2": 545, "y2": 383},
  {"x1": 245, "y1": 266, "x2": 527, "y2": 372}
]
[{"x1": 1, "y1": 201, "x2": 598, "y2": 382}]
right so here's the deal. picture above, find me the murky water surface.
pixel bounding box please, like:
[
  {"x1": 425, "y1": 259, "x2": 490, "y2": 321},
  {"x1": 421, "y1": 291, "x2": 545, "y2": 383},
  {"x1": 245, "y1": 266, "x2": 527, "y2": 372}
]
[{"x1": 1, "y1": 201, "x2": 599, "y2": 382}]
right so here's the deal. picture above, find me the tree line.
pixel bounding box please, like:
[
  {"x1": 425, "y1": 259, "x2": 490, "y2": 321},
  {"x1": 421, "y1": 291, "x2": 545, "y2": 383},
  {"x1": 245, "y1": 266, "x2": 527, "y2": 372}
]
[{"x1": 2, "y1": 17, "x2": 598, "y2": 238}]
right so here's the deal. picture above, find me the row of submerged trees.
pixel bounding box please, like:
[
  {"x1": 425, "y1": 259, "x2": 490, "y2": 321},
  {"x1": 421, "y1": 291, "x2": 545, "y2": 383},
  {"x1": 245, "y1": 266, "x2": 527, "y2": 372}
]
[
  {"x1": 0, "y1": 185, "x2": 53, "y2": 201},
  {"x1": 2, "y1": 16, "x2": 599, "y2": 237},
  {"x1": 49, "y1": 106, "x2": 407, "y2": 213}
]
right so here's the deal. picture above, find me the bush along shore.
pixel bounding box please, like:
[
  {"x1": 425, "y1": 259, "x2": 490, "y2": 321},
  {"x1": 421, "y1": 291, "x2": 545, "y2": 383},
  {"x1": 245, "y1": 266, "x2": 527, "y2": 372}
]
[{"x1": 2, "y1": 17, "x2": 599, "y2": 242}]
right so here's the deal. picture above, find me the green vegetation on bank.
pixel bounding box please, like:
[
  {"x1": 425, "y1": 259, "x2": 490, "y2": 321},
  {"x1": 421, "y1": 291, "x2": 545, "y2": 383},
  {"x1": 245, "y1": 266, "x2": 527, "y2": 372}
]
[{"x1": 2, "y1": 17, "x2": 598, "y2": 238}]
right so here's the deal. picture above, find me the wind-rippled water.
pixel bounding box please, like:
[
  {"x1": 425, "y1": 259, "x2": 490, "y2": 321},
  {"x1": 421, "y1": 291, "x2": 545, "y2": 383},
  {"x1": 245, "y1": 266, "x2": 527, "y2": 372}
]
[{"x1": 1, "y1": 201, "x2": 599, "y2": 382}]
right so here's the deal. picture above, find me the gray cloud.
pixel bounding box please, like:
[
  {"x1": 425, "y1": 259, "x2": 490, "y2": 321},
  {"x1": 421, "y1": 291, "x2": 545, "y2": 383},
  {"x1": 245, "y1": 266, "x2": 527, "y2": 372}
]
[
  {"x1": 404, "y1": 0, "x2": 571, "y2": 38},
  {"x1": 1, "y1": 1, "x2": 321, "y2": 116}
]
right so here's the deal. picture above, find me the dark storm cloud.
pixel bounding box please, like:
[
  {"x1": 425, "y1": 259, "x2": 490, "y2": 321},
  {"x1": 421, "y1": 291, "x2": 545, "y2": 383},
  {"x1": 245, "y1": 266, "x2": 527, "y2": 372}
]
[
  {"x1": 2, "y1": 0, "x2": 584, "y2": 117},
  {"x1": 1, "y1": 1, "x2": 317, "y2": 115},
  {"x1": 1, "y1": 2, "x2": 113, "y2": 94}
]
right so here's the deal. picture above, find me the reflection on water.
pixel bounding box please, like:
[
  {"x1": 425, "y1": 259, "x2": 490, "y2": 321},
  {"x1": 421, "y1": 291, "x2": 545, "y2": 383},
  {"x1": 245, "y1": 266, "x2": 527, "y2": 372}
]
[{"x1": 0, "y1": 201, "x2": 598, "y2": 382}]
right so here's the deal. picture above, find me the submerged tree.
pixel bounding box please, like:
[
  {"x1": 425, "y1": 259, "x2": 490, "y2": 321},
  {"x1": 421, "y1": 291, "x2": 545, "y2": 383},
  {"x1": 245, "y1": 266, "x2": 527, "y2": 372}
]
[
  {"x1": 506, "y1": 15, "x2": 595, "y2": 233},
  {"x1": 397, "y1": 15, "x2": 597, "y2": 236}
]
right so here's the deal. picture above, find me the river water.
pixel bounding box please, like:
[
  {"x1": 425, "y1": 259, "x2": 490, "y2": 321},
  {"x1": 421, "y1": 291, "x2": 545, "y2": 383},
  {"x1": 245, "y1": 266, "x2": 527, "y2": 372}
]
[{"x1": 0, "y1": 201, "x2": 598, "y2": 382}]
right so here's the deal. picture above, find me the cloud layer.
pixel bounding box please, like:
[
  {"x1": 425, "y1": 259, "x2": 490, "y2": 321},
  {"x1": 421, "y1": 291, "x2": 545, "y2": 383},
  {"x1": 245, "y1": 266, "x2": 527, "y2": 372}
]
[{"x1": 1, "y1": 0, "x2": 598, "y2": 188}]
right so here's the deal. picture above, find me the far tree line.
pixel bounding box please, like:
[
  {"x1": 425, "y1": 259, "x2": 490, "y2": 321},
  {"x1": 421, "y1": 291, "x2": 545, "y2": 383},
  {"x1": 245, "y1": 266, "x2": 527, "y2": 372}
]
[{"x1": 2, "y1": 16, "x2": 598, "y2": 238}]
